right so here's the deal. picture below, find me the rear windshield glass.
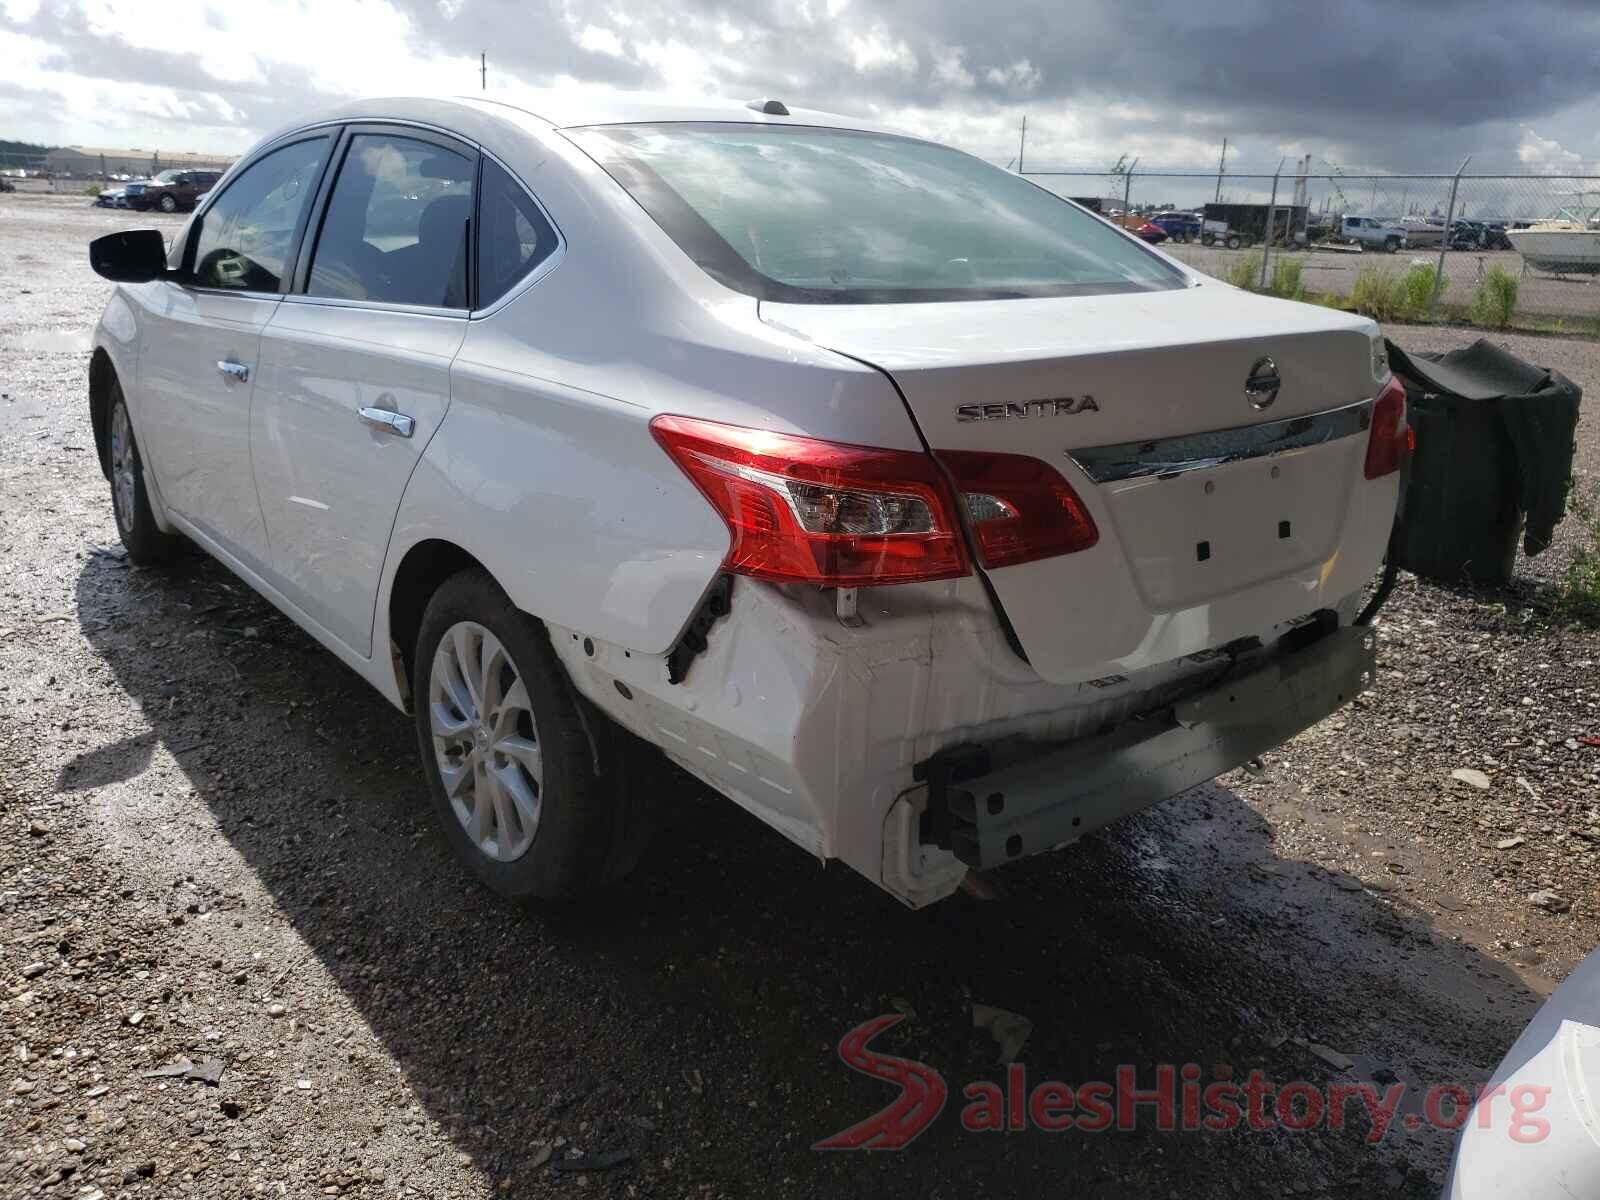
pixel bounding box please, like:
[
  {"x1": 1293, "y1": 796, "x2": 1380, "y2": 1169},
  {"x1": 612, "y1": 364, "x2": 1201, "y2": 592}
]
[{"x1": 569, "y1": 123, "x2": 1188, "y2": 304}]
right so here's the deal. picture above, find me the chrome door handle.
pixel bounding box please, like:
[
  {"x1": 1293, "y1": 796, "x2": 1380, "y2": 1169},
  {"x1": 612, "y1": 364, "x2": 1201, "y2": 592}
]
[
  {"x1": 217, "y1": 360, "x2": 250, "y2": 383},
  {"x1": 358, "y1": 406, "x2": 415, "y2": 438}
]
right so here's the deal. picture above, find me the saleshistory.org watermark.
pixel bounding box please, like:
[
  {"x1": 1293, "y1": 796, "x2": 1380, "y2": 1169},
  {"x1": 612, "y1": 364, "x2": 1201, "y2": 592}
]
[{"x1": 813, "y1": 1015, "x2": 1553, "y2": 1151}]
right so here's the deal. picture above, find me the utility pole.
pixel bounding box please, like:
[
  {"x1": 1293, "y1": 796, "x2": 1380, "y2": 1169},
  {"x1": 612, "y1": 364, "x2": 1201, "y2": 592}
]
[
  {"x1": 1123, "y1": 156, "x2": 1139, "y2": 221},
  {"x1": 1017, "y1": 115, "x2": 1026, "y2": 174},
  {"x1": 1214, "y1": 138, "x2": 1228, "y2": 203},
  {"x1": 480, "y1": 52, "x2": 487, "y2": 90}
]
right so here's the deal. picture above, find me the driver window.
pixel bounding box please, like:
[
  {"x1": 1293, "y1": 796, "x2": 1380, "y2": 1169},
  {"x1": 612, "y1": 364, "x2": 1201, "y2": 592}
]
[{"x1": 189, "y1": 137, "x2": 328, "y2": 291}]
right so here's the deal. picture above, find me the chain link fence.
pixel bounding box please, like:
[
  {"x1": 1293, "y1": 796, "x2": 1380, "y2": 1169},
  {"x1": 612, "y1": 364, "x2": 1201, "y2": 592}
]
[
  {"x1": 0, "y1": 146, "x2": 235, "y2": 198},
  {"x1": 1023, "y1": 166, "x2": 1600, "y2": 334}
]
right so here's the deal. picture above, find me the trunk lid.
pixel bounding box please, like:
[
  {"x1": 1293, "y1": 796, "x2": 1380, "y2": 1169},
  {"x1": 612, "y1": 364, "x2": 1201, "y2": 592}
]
[{"x1": 761, "y1": 284, "x2": 1393, "y2": 684}]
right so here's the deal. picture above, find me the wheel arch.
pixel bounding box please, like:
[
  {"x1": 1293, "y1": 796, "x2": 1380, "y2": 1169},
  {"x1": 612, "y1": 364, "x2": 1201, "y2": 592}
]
[
  {"x1": 89, "y1": 346, "x2": 116, "y2": 480},
  {"x1": 385, "y1": 538, "x2": 493, "y2": 709}
]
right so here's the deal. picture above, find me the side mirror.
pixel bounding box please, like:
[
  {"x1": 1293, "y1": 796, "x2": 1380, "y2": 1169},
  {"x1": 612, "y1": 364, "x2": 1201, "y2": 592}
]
[{"x1": 89, "y1": 229, "x2": 170, "y2": 283}]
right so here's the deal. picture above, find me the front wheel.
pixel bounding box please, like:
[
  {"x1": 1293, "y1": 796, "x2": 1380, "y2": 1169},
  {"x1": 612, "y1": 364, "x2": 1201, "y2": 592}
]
[
  {"x1": 1225, "y1": 234, "x2": 1242, "y2": 250},
  {"x1": 107, "y1": 388, "x2": 184, "y2": 564},
  {"x1": 158, "y1": 193, "x2": 177, "y2": 213},
  {"x1": 1385, "y1": 237, "x2": 1401, "y2": 253},
  {"x1": 412, "y1": 570, "x2": 650, "y2": 900}
]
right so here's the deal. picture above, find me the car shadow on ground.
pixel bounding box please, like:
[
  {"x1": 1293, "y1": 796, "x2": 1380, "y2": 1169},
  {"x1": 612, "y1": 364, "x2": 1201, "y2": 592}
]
[{"x1": 71, "y1": 551, "x2": 1542, "y2": 1198}]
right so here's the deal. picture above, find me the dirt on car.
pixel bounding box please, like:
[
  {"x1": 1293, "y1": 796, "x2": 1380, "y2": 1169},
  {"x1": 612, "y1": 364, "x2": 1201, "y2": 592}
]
[{"x1": 2, "y1": 193, "x2": 1597, "y2": 1198}]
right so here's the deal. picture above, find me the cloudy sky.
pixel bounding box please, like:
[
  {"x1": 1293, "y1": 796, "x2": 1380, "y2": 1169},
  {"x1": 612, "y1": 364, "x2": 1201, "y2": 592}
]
[{"x1": 3, "y1": 0, "x2": 1599, "y2": 179}]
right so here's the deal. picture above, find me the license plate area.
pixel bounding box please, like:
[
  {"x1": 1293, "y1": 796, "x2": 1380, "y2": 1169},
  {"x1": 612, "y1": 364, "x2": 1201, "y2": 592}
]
[{"x1": 1093, "y1": 431, "x2": 1364, "y2": 610}]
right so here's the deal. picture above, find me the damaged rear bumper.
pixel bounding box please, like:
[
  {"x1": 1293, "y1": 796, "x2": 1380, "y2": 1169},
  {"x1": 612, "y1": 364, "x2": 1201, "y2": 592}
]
[{"x1": 915, "y1": 626, "x2": 1378, "y2": 870}]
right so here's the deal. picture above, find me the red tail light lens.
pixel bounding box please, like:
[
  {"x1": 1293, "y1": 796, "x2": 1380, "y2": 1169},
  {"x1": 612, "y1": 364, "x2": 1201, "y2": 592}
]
[
  {"x1": 1364, "y1": 375, "x2": 1411, "y2": 480},
  {"x1": 935, "y1": 450, "x2": 1099, "y2": 568},
  {"x1": 651, "y1": 415, "x2": 970, "y2": 586}
]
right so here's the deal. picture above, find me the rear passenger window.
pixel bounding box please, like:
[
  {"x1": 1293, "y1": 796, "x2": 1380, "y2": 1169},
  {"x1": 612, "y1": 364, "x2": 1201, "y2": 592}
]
[
  {"x1": 476, "y1": 159, "x2": 558, "y2": 307},
  {"x1": 189, "y1": 137, "x2": 329, "y2": 291},
  {"x1": 307, "y1": 134, "x2": 475, "y2": 309}
]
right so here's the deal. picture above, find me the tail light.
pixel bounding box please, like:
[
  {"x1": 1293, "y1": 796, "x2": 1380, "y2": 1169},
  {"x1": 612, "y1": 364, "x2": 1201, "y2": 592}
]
[
  {"x1": 650, "y1": 415, "x2": 970, "y2": 586},
  {"x1": 1364, "y1": 375, "x2": 1412, "y2": 480},
  {"x1": 935, "y1": 450, "x2": 1099, "y2": 567}
]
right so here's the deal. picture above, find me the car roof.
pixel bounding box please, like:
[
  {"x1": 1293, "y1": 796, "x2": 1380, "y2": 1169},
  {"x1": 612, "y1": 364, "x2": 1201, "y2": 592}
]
[
  {"x1": 478, "y1": 89, "x2": 892, "y2": 132},
  {"x1": 256, "y1": 92, "x2": 904, "y2": 148}
]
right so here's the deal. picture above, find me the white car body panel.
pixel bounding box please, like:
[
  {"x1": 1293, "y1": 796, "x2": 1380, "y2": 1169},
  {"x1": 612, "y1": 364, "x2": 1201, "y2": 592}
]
[
  {"x1": 1443, "y1": 947, "x2": 1600, "y2": 1198},
  {"x1": 91, "y1": 93, "x2": 1401, "y2": 905},
  {"x1": 764, "y1": 290, "x2": 1395, "y2": 682},
  {"x1": 134, "y1": 285, "x2": 278, "y2": 574},
  {"x1": 253, "y1": 298, "x2": 465, "y2": 654}
]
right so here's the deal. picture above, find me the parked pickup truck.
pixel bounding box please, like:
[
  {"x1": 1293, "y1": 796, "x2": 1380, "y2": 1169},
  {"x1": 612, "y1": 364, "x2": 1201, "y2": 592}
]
[
  {"x1": 1341, "y1": 216, "x2": 1408, "y2": 252},
  {"x1": 86, "y1": 94, "x2": 1408, "y2": 908}
]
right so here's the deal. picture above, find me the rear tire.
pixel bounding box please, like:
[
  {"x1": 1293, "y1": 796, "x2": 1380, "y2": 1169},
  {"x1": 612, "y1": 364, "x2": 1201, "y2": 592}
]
[
  {"x1": 107, "y1": 387, "x2": 185, "y2": 565},
  {"x1": 1225, "y1": 234, "x2": 1242, "y2": 250},
  {"x1": 1385, "y1": 237, "x2": 1400, "y2": 253},
  {"x1": 412, "y1": 569, "x2": 650, "y2": 901}
]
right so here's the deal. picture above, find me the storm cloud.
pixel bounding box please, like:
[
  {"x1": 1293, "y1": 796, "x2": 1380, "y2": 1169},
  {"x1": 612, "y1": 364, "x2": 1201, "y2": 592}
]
[{"x1": 4, "y1": 0, "x2": 1599, "y2": 172}]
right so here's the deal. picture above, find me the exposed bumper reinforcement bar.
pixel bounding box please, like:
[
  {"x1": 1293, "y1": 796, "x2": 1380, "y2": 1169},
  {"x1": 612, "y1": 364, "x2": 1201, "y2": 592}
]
[{"x1": 916, "y1": 626, "x2": 1378, "y2": 870}]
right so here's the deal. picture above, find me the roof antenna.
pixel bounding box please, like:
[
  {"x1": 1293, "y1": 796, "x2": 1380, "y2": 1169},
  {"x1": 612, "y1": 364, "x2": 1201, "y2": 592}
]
[{"x1": 746, "y1": 98, "x2": 789, "y2": 116}]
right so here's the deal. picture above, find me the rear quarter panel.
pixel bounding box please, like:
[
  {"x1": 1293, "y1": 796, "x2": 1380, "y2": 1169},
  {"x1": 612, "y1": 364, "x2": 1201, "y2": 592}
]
[{"x1": 377, "y1": 122, "x2": 924, "y2": 659}]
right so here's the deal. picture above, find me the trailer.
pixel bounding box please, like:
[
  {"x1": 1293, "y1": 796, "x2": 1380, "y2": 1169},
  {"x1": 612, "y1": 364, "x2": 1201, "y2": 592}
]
[{"x1": 1200, "y1": 202, "x2": 1310, "y2": 250}]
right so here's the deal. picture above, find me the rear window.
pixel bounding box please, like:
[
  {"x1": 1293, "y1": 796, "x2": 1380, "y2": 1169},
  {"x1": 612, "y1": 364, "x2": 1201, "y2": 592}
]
[{"x1": 568, "y1": 123, "x2": 1187, "y2": 304}]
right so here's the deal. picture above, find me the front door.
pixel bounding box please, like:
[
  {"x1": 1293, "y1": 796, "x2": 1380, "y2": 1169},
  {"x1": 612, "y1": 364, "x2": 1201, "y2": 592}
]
[
  {"x1": 134, "y1": 134, "x2": 334, "y2": 574},
  {"x1": 251, "y1": 128, "x2": 476, "y2": 656}
]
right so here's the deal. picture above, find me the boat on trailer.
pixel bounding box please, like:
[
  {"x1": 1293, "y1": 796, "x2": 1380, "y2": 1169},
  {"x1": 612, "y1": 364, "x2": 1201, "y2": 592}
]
[{"x1": 1508, "y1": 202, "x2": 1600, "y2": 274}]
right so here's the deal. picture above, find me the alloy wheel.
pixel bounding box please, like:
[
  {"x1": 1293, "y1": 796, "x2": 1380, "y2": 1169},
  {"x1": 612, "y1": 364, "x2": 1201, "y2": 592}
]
[
  {"x1": 109, "y1": 403, "x2": 136, "y2": 534},
  {"x1": 428, "y1": 620, "x2": 543, "y2": 862}
]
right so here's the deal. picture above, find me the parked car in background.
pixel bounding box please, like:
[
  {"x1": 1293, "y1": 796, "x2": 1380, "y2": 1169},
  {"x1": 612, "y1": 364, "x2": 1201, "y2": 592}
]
[
  {"x1": 0, "y1": 177, "x2": 14, "y2": 194},
  {"x1": 1341, "y1": 216, "x2": 1407, "y2": 252},
  {"x1": 87, "y1": 93, "x2": 1406, "y2": 908},
  {"x1": 1449, "y1": 219, "x2": 1485, "y2": 249},
  {"x1": 1149, "y1": 212, "x2": 1202, "y2": 242},
  {"x1": 94, "y1": 188, "x2": 127, "y2": 208},
  {"x1": 1133, "y1": 221, "x2": 1168, "y2": 243},
  {"x1": 1483, "y1": 222, "x2": 1514, "y2": 250},
  {"x1": 124, "y1": 168, "x2": 223, "y2": 213}
]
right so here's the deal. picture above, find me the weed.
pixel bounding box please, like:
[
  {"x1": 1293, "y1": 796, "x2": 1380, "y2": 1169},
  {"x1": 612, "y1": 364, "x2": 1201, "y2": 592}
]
[
  {"x1": 1269, "y1": 257, "x2": 1306, "y2": 301},
  {"x1": 1226, "y1": 254, "x2": 1262, "y2": 290},
  {"x1": 1351, "y1": 267, "x2": 1408, "y2": 321},
  {"x1": 1471, "y1": 266, "x2": 1520, "y2": 329},
  {"x1": 1400, "y1": 263, "x2": 1443, "y2": 319},
  {"x1": 1563, "y1": 484, "x2": 1600, "y2": 621}
]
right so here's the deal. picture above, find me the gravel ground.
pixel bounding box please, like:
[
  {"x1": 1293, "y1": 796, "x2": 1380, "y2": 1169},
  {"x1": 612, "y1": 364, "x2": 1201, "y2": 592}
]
[{"x1": 2, "y1": 193, "x2": 1597, "y2": 1199}]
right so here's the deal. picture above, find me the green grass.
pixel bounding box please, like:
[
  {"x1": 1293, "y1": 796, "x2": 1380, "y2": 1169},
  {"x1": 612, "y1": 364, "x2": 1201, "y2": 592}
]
[
  {"x1": 1215, "y1": 254, "x2": 1587, "y2": 340},
  {"x1": 1225, "y1": 254, "x2": 1262, "y2": 290},
  {"x1": 1563, "y1": 484, "x2": 1600, "y2": 621},
  {"x1": 1268, "y1": 256, "x2": 1306, "y2": 301},
  {"x1": 1400, "y1": 263, "x2": 1443, "y2": 319},
  {"x1": 1350, "y1": 267, "x2": 1409, "y2": 321},
  {"x1": 1471, "y1": 265, "x2": 1520, "y2": 329}
]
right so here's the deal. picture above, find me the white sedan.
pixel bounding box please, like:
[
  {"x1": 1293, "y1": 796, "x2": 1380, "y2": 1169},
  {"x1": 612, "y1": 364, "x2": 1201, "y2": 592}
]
[{"x1": 87, "y1": 93, "x2": 1408, "y2": 906}]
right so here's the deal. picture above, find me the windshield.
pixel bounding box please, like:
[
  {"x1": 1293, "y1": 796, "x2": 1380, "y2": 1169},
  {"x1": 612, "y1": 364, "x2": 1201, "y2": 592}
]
[
  {"x1": 153, "y1": 170, "x2": 182, "y2": 183},
  {"x1": 569, "y1": 123, "x2": 1188, "y2": 304}
]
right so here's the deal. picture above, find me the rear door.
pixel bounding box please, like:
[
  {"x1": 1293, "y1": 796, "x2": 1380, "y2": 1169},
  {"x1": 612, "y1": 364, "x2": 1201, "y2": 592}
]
[
  {"x1": 135, "y1": 134, "x2": 333, "y2": 575},
  {"x1": 250, "y1": 126, "x2": 477, "y2": 655}
]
